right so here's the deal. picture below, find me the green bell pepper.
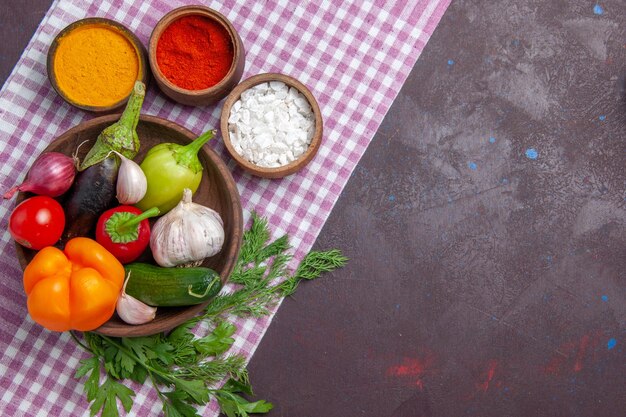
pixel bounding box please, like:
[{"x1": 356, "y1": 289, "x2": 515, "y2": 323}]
[{"x1": 136, "y1": 130, "x2": 214, "y2": 213}]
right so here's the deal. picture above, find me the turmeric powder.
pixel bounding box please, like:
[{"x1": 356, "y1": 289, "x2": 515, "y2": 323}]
[{"x1": 53, "y1": 23, "x2": 140, "y2": 107}]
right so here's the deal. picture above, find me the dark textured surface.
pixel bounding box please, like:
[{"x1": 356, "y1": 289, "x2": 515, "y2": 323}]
[
  {"x1": 247, "y1": 1, "x2": 626, "y2": 417},
  {"x1": 2, "y1": 1, "x2": 625, "y2": 417},
  {"x1": 0, "y1": 1, "x2": 50, "y2": 84}
]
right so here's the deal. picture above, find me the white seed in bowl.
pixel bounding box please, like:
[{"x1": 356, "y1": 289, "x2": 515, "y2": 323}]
[{"x1": 228, "y1": 81, "x2": 315, "y2": 168}]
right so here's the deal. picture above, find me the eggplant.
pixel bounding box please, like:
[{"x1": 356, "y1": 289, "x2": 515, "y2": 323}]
[
  {"x1": 80, "y1": 81, "x2": 145, "y2": 171},
  {"x1": 59, "y1": 81, "x2": 146, "y2": 245},
  {"x1": 60, "y1": 156, "x2": 119, "y2": 244}
]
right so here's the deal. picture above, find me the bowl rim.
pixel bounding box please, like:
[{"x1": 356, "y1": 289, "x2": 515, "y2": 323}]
[
  {"x1": 46, "y1": 17, "x2": 149, "y2": 113},
  {"x1": 14, "y1": 114, "x2": 243, "y2": 337},
  {"x1": 148, "y1": 5, "x2": 243, "y2": 96},
  {"x1": 219, "y1": 73, "x2": 324, "y2": 179}
]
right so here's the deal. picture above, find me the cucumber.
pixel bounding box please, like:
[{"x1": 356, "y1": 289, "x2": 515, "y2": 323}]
[{"x1": 124, "y1": 263, "x2": 222, "y2": 307}]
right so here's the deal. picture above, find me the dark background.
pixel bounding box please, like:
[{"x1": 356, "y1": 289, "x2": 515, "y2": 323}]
[{"x1": 1, "y1": 1, "x2": 624, "y2": 416}]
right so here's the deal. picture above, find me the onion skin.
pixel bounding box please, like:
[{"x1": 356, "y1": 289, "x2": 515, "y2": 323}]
[{"x1": 3, "y1": 152, "x2": 76, "y2": 199}]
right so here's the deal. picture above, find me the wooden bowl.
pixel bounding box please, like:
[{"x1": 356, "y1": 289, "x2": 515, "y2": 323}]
[
  {"x1": 14, "y1": 115, "x2": 243, "y2": 337},
  {"x1": 47, "y1": 18, "x2": 149, "y2": 113},
  {"x1": 149, "y1": 6, "x2": 245, "y2": 106},
  {"x1": 220, "y1": 73, "x2": 323, "y2": 178}
]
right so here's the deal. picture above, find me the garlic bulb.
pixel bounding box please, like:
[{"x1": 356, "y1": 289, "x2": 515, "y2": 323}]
[
  {"x1": 150, "y1": 188, "x2": 225, "y2": 267},
  {"x1": 115, "y1": 151, "x2": 147, "y2": 204},
  {"x1": 116, "y1": 273, "x2": 157, "y2": 325}
]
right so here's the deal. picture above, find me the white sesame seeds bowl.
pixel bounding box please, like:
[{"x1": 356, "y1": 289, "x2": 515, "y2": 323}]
[{"x1": 219, "y1": 73, "x2": 323, "y2": 178}]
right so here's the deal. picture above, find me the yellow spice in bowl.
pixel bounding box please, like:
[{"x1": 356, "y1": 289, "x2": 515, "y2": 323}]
[{"x1": 53, "y1": 24, "x2": 139, "y2": 107}]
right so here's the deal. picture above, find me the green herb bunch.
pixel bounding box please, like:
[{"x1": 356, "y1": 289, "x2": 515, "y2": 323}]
[{"x1": 71, "y1": 212, "x2": 347, "y2": 417}]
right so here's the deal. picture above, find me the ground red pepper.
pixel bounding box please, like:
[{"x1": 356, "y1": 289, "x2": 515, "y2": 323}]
[{"x1": 156, "y1": 15, "x2": 234, "y2": 90}]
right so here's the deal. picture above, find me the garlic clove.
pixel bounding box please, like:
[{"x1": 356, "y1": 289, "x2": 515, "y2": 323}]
[
  {"x1": 116, "y1": 273, "x2": 157, "y2": 325},
  {"x1": 114, "y1": 151, "x2": 147, "y2": 204}
]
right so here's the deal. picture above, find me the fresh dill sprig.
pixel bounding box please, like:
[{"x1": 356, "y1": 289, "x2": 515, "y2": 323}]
[{"x1": 72, "y1": 212, "x2": 347, "y2": 417}]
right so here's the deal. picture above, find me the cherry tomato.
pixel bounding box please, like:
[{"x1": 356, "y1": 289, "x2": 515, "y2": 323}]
[{"x1": 9, "y1": 196, "x2": 65, "y2": 250}]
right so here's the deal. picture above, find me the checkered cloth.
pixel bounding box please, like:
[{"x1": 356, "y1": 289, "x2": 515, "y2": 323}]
[{"x1": 0, "y1": 0, "x2": 450, "y2": 415}]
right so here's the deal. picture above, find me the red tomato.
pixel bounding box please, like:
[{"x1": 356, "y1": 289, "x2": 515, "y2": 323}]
[{"x1": 9, "y1": 196, "x2": 65, "y2": 250}]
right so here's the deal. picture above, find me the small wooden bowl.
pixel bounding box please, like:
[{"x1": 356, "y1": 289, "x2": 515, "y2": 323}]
[
  {"x1": 149, "y1": 6, "x2": 245, "y2": 106},
  {"x1": 47, "y1": 18, "x2": 149, "y2": 113},
  {"x1": 14, "y1": 115, "x2": 243, "y2": 337},
  {"x1": 220, "y1": 73, "x2": 323, "y2": 178}
]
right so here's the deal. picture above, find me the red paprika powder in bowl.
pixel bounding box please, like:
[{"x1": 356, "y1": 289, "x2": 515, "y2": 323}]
[{"x1": 149, "y1": 6, "x2": 245, "y2": 106}]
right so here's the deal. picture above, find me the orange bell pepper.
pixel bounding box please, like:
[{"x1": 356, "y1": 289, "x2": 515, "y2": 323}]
[{"x1": 23, "y1": 237, "x2": 125, "y2": 332}]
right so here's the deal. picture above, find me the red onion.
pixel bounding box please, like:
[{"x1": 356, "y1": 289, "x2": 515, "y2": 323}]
[{"x1": 4, "y1": 152, "x2": 76, "y2": 199}]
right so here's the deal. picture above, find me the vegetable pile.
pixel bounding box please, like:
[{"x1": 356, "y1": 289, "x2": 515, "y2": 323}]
[
  {"x1": 6, "y1": 80, "x2": 227, "y2": 331},
  {"x1": 7, "y1": 81, "x2": 346, "y2": 417}
]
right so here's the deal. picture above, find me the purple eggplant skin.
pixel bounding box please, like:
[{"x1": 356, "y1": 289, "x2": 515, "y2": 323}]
[{"x1": 60, "y1": 155, "x2": 119, "y2": 245}]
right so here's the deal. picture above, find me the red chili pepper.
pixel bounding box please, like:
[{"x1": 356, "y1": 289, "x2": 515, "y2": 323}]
[{"x1": 95, "y1": 205, "x2": 159, "y2": 264}]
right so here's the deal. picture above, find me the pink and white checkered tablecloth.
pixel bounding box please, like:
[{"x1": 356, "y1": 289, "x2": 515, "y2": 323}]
[{"x1": 0, "y1": 0, "x2": 450, "y2": 415}]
